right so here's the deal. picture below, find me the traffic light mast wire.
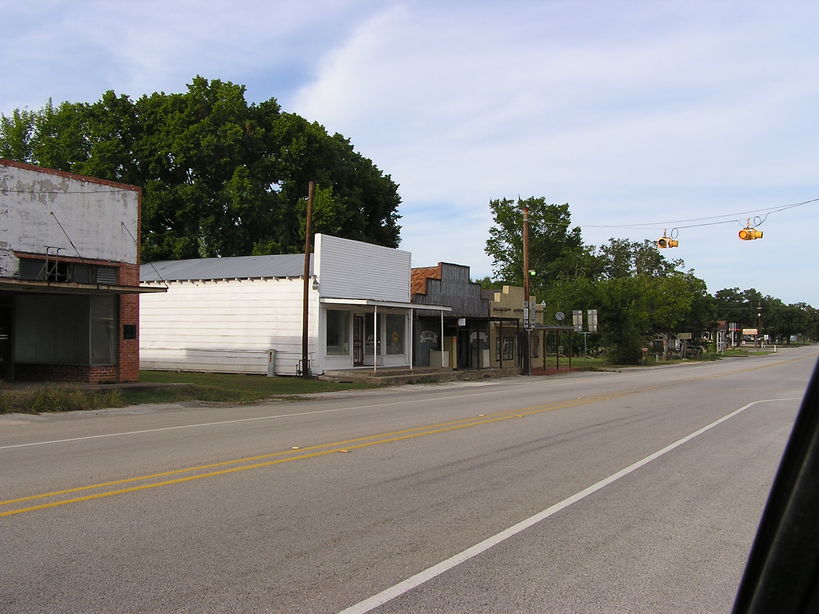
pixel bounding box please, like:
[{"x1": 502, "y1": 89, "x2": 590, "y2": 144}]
[{"x1": 580, "y1": 197, "x2": 818, "y2": 231}]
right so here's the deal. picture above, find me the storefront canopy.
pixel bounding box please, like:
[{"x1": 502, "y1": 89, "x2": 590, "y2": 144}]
[
  {"x1": 0, "y1": 278, "x2": 167, "y2": 296},
  {"x1": 320, "y1": 297, "x2": 451, "y2": 312}
]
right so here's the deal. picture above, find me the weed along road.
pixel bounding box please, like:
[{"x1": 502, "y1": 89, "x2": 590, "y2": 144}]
[{"x1": 1, "y1": 347, "x2": 816, "y2": 613}]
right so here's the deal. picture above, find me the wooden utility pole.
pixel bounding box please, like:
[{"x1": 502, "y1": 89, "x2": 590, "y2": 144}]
[
  {"x1": 301, "y1": 181, "x2": 315, "y2": 379},
  {"x1": 522, "y1": 203, "x2": 531, "y2": 376}
]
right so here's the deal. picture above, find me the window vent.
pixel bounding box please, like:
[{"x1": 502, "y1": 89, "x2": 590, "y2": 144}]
[{"x1": 95, "y1": 267, "x2": 119, "y2": 284}]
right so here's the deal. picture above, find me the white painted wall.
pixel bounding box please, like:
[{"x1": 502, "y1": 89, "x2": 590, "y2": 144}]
[
  {"x1": 140, "y1": 278, "x2": 319, "y2": 375},
  {"x1": 139, "y1": 234, "x2": 414, "y2": 375},
  {"x1": 315, "y1": 234, "x2": 410, "y2": 302},
  {"x1": 0, "y1": 163, "x2": 139, "y2": 271}
]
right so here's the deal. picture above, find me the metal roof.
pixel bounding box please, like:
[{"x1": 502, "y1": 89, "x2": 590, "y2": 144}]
[{"x1": 140, "y1": 254, "x2": 312, "y2": 282}]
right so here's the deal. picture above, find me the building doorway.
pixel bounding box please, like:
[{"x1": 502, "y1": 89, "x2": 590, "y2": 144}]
[
  {"x1": 353, "y1": 315, "x2": 364, "y2": 366},
  {"x1": 0, "y1": 298, "x2": 12, "y2": 380}
]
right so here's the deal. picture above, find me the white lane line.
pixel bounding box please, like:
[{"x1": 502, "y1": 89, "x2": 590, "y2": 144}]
[
  {"x1": 0, "y1": 369, "x2": 683, "y2": 451},
  {"x1": 0, "y1": 387, "x2": 515, "y2": 450},
  {"x1": 338, "y1": 397, "x2": 799, "y2": 614}
]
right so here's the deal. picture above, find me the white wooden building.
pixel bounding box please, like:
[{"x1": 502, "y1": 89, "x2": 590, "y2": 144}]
[{"x1": 139, "y1": 234, "x2": 450, "y2": 375}]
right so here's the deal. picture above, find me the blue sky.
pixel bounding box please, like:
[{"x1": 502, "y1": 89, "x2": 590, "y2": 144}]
[{"x1": 3, "y1": 0, "x2": 818, "y2": 305}]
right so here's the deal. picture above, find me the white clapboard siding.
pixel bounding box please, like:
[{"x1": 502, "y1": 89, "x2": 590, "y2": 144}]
[
  {"x1": 139, "y1": 348, "x2": 272, "y2": 374},
  {"x1": 140, "y1": 278, "x2": 318, "y2": 375},
  {"x1": 140, "y1": 234, "x2": 415, "y2": 375},
  {"x1": 315, "y1": 234, "x2": 410, "y2": 301}
]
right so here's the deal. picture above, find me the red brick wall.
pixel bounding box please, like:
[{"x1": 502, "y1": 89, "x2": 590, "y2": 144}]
[
  {"x1": 3, "y1": 160, "x2": 144, "y2": 385},
  {"x1": 15, "y1": 262, "x2": 141, "y2": 384},
  {"x1": 118, "y1": 262, "x2": 140, "y2": 382}
]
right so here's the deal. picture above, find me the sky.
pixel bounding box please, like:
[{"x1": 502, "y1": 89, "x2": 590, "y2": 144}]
[{"x1": 2, "y1": 0, "x2": 818, "y2": 305}]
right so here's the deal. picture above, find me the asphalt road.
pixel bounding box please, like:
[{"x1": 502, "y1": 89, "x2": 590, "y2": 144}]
[{"x1": 2, "y1": 347, "x2": 816, "y2": 613}]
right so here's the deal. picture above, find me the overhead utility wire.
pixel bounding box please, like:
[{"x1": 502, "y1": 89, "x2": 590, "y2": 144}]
[
  {"x1": 580, "y1": 197, "x2": 818, "y2": 230},
  {"x1": 120, "y1": 222, "x2": 168, "y2": 287},
  {"x1": 49, "y1": 211, "x2": 82, "y2": 258}
]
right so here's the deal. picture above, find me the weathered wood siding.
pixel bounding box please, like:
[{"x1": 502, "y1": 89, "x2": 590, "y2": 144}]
[
  {"x1": 412, "y1": 263, "x2": 488, "y2": 317},
  {"x1": 140, "y1": 278, "x2": 318, "y2": 375}
]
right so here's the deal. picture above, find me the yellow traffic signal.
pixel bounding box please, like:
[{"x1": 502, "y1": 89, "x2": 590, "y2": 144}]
[
  {"x1": 658, "y1": 235, "x2": 679, "y2": 248},
  {"x1": 738, "y1": 227, "x2": 763, "y2": 240}
]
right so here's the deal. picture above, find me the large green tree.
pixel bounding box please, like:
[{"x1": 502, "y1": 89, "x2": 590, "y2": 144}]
[
  {"x1": 485, "y1": 196, "x2": 594, "y2": 293},
  {"x1": 595, "y1": 238, "x2": 684, "y2": 279},
  {"x1": 772, "y1": 302, "x2": 817, "y2": 343},
  {"x1": 556, "y1": 271, "x2": 708, "y2": 363},
  {"x1": 525, "y1": 225, "x2": 710, "y2": 363},
  {"x1": 484, "y1": 198, "x2": 817, "y2": 360},
  {"x1": 712, "y1": 288, "x2": 818, "y2": 344},
  {"x1": 0, "y1": 77, "x2": 401, "y2": 261},
  {"x1": 0, "y1": 108, "x2": 35, "y2": 161}
]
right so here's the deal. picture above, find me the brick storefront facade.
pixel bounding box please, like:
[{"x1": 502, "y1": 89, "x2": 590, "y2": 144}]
[{"x1": 1, "y1": 159, "x2": 151, "y2": 384}]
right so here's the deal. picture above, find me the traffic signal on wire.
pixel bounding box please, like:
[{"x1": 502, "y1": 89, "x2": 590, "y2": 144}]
[
  {"x1": 658, "y1": 235, "x2": 679, "y2": 248},
  {"x1": 738, "y1": 227, "x2": 763, "y2": 240}
]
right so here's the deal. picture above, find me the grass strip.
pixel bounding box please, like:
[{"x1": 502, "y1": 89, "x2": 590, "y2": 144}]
[{"x1": 0, "y1": 371, "x2": 374, "y2": 414}]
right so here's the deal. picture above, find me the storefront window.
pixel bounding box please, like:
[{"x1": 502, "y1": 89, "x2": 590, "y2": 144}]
[
  {"x1": 15, "y1": 294, "x2": 116, "y2": 365},
  {"x1": 89, "y1": 295, "x2": 116, "y2": 365},
  {"x1": 365, "y1": 313, "x2": 382, "y2": 356},
  {"x1": 326, "y1": 310, "x2": 350, "y2": 355},
  {"x1": 497, "y1": 336, "x2": 515, "y2": 361},
  {"x1": 386, "y1": 314, "x2": 405, "y2": 355}
]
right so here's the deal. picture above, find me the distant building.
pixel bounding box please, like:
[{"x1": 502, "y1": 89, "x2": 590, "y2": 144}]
[
  {"x1": 139, "y1": 234, "x2": 450, "y2": 376},
  {"x1": 487, "y1": 285, "x2": 544, "y2": 370},
  {"x1": 411, "y1": 262, "x2": 492, "y2": 369},
  {"x1": 0, "y1": 159, "x2": 160, "y2": 382}
]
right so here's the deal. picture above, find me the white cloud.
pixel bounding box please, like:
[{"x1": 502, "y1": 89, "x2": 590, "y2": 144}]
[
  {"x1": 290, "y1": 1, "x2": 819, "y2": 302},
  {"x1": 0, "y1": 0, "x2": 378, "y2": 108},
  {"x1": 2, "y1": 0, "x2": 817, "y2": 303}
]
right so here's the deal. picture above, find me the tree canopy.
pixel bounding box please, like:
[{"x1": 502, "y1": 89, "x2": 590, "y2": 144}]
[
  {"x1": 485, "y1": 197, "x2": 592, "y2": 293},
  {"x1": 484, "y1": 195, "x2": 817, "y2": 363},
  {"x1": 0, "y1": 76, "x2": 401, "y2": 261}
]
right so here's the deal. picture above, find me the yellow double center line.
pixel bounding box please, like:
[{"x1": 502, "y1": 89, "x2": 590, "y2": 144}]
[
  {"x1": 1, "y1": 392, "x2": 627, "y2": 518},
  {"x1": 1, "y1": 355, "x2": 808, "y2": 518}
]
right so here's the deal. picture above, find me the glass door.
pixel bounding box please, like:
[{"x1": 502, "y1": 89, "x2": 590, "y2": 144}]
[{"x1": 353, "y1": 315, "x2": 364, "y2": 366}]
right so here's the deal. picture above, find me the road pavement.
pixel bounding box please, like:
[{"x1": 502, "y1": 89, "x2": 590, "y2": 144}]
[{"x1": 1, "y1": 347, "x2": 816, "y2": 613}]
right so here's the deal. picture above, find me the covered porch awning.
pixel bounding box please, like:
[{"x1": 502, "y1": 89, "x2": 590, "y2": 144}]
[
  {"x1": 320, "y1": 297, "x2": 451, "y2": 312},
  {"x1": 319, "y1": 297, "x2": 452, "y2": 372},
  {"x1": 0, "y1": 278, "x2": 168, "y2": 296}
]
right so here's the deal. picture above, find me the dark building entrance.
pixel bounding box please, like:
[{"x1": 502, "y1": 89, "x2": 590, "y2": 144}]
[{"x1": 0, "y1": 297, "x2": 12, "y2": 380}]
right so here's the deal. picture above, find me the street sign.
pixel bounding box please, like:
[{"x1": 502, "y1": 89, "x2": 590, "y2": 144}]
[
  {"x1": 588, "y1": 309, "x2": 598, "y2": 333},
  {"x1": 572, "y1": 310, "x2": 583, "y2": 332}
]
